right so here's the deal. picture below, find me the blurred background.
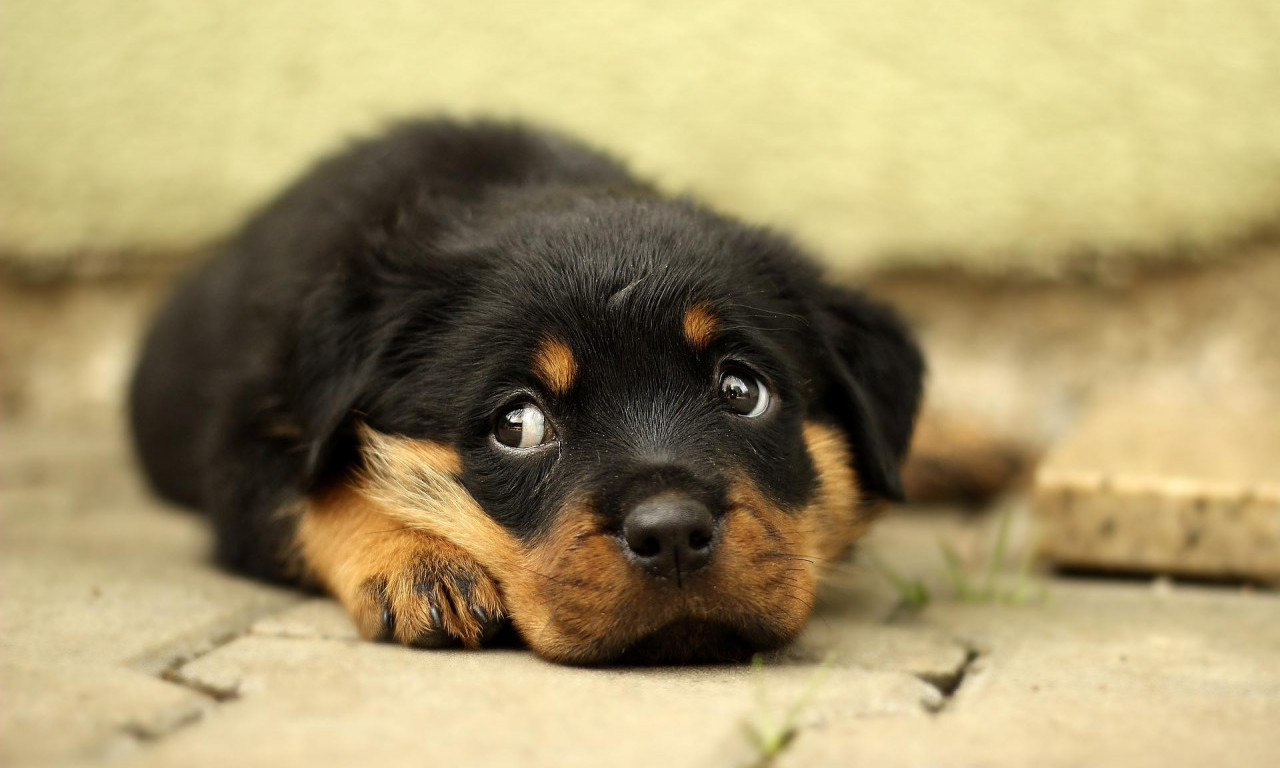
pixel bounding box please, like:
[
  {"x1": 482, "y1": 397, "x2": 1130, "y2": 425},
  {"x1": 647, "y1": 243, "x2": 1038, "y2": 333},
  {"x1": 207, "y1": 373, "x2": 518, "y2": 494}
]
[
  {"x1": 8, "y1": 2, "x2": 1280, "y2": 268},
  {"x1": 4, "y1": 1, "x2": 1280, "y2": 436},
  {"x1": 2, "y1": 3, "x2": 1278, "y2": 766}
]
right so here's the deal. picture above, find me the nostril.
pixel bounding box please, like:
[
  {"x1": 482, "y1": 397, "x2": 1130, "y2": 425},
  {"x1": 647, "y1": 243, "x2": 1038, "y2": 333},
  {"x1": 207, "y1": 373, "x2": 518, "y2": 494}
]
[
  {"x1": 632, "y1": 535, "x2": 662, "y2": 558},
  {"x1": 688, "y1": 528, "x2": 712, "y2": 551}
]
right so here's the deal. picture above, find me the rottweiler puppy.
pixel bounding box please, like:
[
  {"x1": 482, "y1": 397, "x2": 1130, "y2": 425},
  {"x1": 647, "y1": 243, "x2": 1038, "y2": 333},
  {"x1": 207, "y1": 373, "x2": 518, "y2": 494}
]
[{"x1": 129, "y1": 120, "x2": 923, "y2": 664}]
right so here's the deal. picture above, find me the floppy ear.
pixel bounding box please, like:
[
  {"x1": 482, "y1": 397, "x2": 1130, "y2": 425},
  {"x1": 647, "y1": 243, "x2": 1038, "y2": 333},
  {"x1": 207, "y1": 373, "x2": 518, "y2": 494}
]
[
  {"x1": 810, "y1": 285, "x2": 924, "y2": 502},
  {"x1": 292, "y1": 257, "x2": 474, "y2": 491},
  {"x1": 292, "y1": 285, "x2": 393, "y2": 491},
  {"x1": 295, "y1": 355, "x2": 379, "y2": 491}
]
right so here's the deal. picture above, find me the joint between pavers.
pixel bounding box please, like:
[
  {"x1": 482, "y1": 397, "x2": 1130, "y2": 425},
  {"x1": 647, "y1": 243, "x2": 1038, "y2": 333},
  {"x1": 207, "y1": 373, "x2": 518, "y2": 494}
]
[
  {"x1": 120, "y1": 706, "x2": 208, "y2": 744},
  {"x1": 916, "y1": 644, "x2": 982, "y2": 714},
  {"x1": 117, "y1": 628, "x2": 250, "y2": 746},
  {"x1": 160, "y1": 666, "x2": 241, "y2": 703}
]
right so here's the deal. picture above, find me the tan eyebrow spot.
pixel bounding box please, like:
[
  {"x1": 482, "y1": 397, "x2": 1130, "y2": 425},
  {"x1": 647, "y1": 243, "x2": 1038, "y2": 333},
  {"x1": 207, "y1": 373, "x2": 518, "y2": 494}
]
[
  {"x1": 682, "y1": 303, "x2": 719, "y2": 351},
  {"x1": 532, "y1": 336, "x2": 577, "y2": 395}
]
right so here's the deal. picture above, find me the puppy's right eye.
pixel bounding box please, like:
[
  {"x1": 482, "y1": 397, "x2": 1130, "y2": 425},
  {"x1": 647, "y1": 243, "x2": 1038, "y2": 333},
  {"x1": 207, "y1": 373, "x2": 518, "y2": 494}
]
[
  {"x1": 494, "y1": 403, "x2": 556, "y2": 449},
  {"x1": 718, "y1": 367, "x2": 771, "y2": 418}
]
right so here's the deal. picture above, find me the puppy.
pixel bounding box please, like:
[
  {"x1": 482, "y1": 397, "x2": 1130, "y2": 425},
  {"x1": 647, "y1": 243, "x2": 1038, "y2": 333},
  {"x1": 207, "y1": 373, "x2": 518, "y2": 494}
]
[{"x1": 129, "y1": 120, "x2": 923, "y2": 664}]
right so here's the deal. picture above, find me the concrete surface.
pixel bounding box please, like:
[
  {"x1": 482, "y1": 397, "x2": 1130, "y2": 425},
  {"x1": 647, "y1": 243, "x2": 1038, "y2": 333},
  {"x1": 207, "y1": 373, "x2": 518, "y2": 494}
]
[
  {"x1": 2, "y1": 424, "x2": 1277, "y2": 767},
  {"x1": 1036, "y1": 397, "x2": 1280, "y2": 582},
  {"x1": 779, "y1": 581, "x2": 1280, "y2": 768},
  {"x1": 0, "y1": 431, "x2": 300, "y2": 765},
  {"x1": 6, "y1": 2, "x2": 1280, "y2": 276}
]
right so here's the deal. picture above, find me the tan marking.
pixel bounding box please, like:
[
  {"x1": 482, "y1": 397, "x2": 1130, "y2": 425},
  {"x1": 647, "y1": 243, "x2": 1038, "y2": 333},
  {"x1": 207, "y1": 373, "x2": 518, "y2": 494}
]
[
  {"x1": 344, "y1": 422, "x2": 873, "y2": 664},
  {"x1": 532, "y1": 336, "x2": 577, "y2": 395},
  {"x1": 298, "y1": 448, "x2": 502, "y2": 647},
  {"x1": 801, "y1": 420, "x2": 873, "y2": 565},
  {"x1": 351, "y1": 427, "x2": 812, "y2": 663},
  {"x1": 355, "y1": 426, "x2": 522, "y2": 567},
  {"x1": 501, "y1": 485, "x2": 821, "y2": 664},
  {"x1": 354, "y1": 426, "x2": 576, "y2": 657},
  {"x1": 682, "y1": 303, "x2": 719, "y2": 351}
]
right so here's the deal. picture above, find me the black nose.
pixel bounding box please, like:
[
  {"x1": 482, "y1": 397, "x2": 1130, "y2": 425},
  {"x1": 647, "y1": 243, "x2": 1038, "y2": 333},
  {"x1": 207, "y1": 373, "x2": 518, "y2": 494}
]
[{"x1": 622, "y1": 494, "x2": 716, "y2": 582}]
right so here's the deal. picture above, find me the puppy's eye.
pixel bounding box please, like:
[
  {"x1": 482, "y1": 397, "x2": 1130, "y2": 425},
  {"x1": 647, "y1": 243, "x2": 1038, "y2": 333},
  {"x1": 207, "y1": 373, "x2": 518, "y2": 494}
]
[
  {"x1": 718, "y1": 368, "x2": 771, "y2": 418},
  {"x1": 494, "y1": 402, "x2": 556, "y2": 449}
]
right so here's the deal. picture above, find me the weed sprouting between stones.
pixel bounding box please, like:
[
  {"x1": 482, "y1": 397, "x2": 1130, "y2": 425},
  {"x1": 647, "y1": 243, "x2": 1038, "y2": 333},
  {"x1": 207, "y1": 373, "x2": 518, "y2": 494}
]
[
  {"x1": 868, "y1": 505, "x2": 1049, "y2": 613},
  {"x1": 739, "y1": 652, "x2": 835, "y2": 767}
]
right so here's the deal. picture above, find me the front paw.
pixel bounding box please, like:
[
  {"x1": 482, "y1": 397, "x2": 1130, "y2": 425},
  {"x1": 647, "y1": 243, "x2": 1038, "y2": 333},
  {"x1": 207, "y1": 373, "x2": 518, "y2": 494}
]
[{"x1": 349, "y1": 541, "x2": 506, "y2": 648}]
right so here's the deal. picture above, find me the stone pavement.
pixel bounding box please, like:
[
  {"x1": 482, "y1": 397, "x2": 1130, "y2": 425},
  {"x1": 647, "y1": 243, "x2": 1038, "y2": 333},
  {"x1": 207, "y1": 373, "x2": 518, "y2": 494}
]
[
  {"x1": 1036, "y1": 395, "x2": 1280, "y2": 582},
  {"x1": 2, "y1": 425, "x2": 1277, "y2": 768}
]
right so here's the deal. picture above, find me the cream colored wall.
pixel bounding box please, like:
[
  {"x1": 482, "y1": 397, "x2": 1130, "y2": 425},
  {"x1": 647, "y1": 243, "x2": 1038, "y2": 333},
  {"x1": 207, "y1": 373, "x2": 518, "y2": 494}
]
[{"x1": 4, "y1": 1, "x2": 1280, "y2": 275}]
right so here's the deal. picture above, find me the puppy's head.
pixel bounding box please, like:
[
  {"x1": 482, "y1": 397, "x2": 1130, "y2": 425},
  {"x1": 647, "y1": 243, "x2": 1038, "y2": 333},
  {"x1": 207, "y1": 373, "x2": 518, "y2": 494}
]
[{"x1": 309, "y1": 199, "x2": 922, "y2": 664}]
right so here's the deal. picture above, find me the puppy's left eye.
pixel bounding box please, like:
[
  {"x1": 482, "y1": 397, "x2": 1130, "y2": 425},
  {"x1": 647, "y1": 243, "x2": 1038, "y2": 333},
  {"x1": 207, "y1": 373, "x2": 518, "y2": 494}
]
[
  {"x1": 494, "y1": 403, "x2": 557, "y2": 449},
  {"x1": 718, "y1": 368, "x2": 771, "y2": 418}
]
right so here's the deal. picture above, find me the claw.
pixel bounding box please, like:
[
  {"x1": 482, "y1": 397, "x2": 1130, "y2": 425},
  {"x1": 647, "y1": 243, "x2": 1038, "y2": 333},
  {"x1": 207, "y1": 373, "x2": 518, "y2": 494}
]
[
  {"x1": 380, "y1": 605, "x2": 396, "y2": 640},
  {"x1": 352, "y1": 550, "x2": 503, "y2": 649}
]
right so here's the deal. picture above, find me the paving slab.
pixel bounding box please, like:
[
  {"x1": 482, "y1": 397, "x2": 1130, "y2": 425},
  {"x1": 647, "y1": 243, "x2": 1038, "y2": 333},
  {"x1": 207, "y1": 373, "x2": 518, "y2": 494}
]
[
  {"x1": 779, "y1": 579, "x2": 1280, "y2": 768},
  {"x1": 1035, "y1": 397, "x2": 1280, "y2": 582},
  {"x1": 2, "y1": 426, "x2": 1277, "y2": 768},
  {"x1": 248, "y1": 598, "x2": 361, "y2": 641},
  {"x1": 1, "y1": 661, "x2": 211, "y2": 766},
  {"x1": 129, "y1": 633, "x2": 940, "y2": 768},
  {"x1": 133, "y1": 574, "x2": 962, "y2": 768},
  {"x1": 102, "y1": 512, "x2": 1280, "y2": 768},
  {"x1": 0, "y1": 428, "x2": 299, "y2": 765}
]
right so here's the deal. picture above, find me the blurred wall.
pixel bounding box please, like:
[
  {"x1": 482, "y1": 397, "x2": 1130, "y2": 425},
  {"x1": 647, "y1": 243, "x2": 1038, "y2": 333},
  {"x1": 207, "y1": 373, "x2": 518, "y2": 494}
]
[{"x1": 4, "y1": 1, "x2": 1280, "y2": 276}]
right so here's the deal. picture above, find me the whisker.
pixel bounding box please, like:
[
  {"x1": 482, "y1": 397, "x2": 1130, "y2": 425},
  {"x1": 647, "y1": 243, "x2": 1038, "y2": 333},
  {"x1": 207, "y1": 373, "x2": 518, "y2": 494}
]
[
  {"x1": 761, "y1": 552, "x2": 818, "y2": 564},
  {"x1": 505, "y1": 560, "x2": 575, "y2": 588},
  {"x1": 359, "y1": 526, "x2": 413, "y2": 537}
]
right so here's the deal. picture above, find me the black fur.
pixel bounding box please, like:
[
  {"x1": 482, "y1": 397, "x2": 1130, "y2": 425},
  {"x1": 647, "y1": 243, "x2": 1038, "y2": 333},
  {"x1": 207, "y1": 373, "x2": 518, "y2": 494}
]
[{"x1": 129, "y1": 119, "x2": 923, "y2": 584}]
